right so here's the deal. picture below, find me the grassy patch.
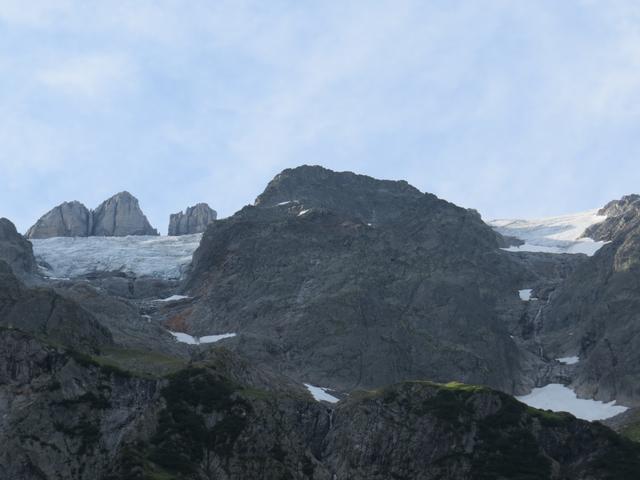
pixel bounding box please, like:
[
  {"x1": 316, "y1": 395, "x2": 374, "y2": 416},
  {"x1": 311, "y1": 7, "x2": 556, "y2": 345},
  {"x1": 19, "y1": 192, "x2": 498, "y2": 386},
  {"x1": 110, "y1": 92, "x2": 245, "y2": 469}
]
[{"x1": 93, "y1": 347, "x2": 186, "y2": 378}]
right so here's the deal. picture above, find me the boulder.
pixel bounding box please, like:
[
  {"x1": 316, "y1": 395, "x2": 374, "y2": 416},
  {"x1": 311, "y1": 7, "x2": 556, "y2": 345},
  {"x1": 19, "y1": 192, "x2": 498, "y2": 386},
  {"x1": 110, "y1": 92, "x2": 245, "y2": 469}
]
[
  {"x1": 25, "y1": 200, "x2": 91, "y2": 239},
  {"x1": 91, "y1": 191, "x2": 158, "y2": 237},
  {"x1": 168, "y1": 203, "x2": 217, "y2": 235}
]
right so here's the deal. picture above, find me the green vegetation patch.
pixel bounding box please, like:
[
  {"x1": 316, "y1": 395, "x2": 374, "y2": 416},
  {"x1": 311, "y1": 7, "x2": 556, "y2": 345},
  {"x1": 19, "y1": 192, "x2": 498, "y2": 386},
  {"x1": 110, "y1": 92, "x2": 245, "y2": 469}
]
[
  {"x1": 589, "y1": 424, "x2": 640, "y2": 479},
  {"x1": 472, "y1": 396, "x2": 552, "y2": 480},
  {"x1": 147, "y1": 367, "x2": 252, "y2": 475}
]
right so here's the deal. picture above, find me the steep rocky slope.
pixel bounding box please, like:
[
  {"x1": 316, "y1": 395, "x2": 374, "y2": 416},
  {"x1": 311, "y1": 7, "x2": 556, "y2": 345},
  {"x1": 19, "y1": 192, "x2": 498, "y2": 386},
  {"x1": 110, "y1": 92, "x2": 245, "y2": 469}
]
[
  {"x1": 26, "y1": 200, "x2": 92, "y2": 239},
  {"x1": 539, "y1": 195, "x2": 640, "y2": 405},
  {"x1": 1, "y1": 331, "x2": 638, "y2": 480},
  {"x1": 0, "y1": 260, "x2": 111, "y2": 353},
  {"x1": 4, "y1": 168, "x2": 640, "y2": 478},
  {"x1": 92, "y1": 191, "x2": 158, "y2": 237},
  {"x1": 0, "y1": 217, "x2": 38, "y2": 282},
  {"x1": 180, "y1": 166, "x2": 535, "y2": 393}
]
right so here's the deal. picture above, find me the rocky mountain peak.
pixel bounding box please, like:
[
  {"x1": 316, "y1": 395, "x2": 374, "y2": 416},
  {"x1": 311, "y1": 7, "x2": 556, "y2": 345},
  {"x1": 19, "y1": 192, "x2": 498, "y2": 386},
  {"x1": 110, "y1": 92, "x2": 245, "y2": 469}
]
[
  {"x1": 254, "y1": 165, "x2": 425, "y2": 224},
  {"x1": 92, "y1": 191, "x2": 158, "y2": 237},
  {"x1": 598, "y1": 194, "x2": 640, "y2": 217},
  {"x1": 585, "y1": 194, "x2": 640, "y2": 243},
  {"x1": 25, "y1": 200, "x2": 91, "y2": 239},
  {"x1": 27, "y1": 192, "x2": 159, "y2": 239},
  {"x1": 168, "y1": 202, "x2": 217, "y2": 236}
]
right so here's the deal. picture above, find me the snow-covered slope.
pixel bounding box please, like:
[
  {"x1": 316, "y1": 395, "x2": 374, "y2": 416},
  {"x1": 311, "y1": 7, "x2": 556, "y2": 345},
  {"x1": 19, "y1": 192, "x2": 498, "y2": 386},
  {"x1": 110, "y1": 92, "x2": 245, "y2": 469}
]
[
  {"x1": 489, "y1": 209, "x2": 608, "y2": 255},
  {"x1": 516, "y1": 384, "x2": 628, "y2": 421},
  {"x1": 32, "y1": 234, "x2": 202, "y2": 279}
]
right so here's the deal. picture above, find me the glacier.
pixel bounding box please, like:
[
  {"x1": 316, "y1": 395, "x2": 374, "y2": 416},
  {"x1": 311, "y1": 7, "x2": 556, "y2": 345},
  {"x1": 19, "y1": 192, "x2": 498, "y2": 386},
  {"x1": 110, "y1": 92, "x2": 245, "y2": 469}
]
[
  {"x1": 32, "y1": 234, "x2": 202, "y2": 280},
  {"x1": 489, "y1": 209, "x2": 608, "y2": 256}
]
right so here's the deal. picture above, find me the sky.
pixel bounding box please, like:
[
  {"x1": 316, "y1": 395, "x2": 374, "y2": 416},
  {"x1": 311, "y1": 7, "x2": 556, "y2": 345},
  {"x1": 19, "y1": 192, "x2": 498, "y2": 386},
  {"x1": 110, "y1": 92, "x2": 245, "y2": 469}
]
[{"x1": 2, "y1": 0, "x2": 640, "y2": 234}]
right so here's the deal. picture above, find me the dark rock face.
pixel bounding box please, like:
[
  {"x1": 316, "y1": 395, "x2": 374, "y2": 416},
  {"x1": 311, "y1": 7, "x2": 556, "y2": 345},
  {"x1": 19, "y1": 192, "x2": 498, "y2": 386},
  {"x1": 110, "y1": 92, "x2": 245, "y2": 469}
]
[
  {"x1": 26, "y1": 192, "x2": 158, "y2": 239},
  {"x1": 323, "y1": 382, "x2": 640, "y2": 479},
  {"x1": 255, "y1": 164, "x2": 425, "y2": 224},
  {"x1": 168, "y1": 202, "x2": 217, "y2": 235},
  {"x1": 584, "y1": 194, "x2": 640, "y2": 243},
  {"x1": 26, "y1": 201, "x2": 91, "y2": 239},
  {"x1": 1, "y1": 337, "x2": 637, "y2": 480},
  {"x1": 541, "y1": 195, "x2": 640, "y2": 404},
  {"x1": 182, "y1": 166, "x2": 531, "y2": 393},
  {"x1": 0, "y1": 329, "x2": 160, "y2": 480},
  {"x1": 0, "y1": 218, "x2": 38, "y2": 281},
  {"x1": 0, "y1": 260, "x2": 112, "y2": 353},
  {"x1": 92, "y1": 191, "x2": 158, "y2": 237}
]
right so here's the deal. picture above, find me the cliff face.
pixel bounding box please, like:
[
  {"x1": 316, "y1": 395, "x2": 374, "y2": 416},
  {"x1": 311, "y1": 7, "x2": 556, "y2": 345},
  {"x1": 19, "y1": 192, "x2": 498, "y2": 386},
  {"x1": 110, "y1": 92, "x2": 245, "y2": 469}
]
[
  {"x1": 539, "y1": 195, "x2": 640, "y2": 404},
  {"x1": 0, "y1": 261, "x2": 112, "y2": 353},
  {"x1": 168, "y1": 203, "x2": 217, "y2": 235},
  {"x1": 91, "y1": 191, "x2": 158, "y2": 237},
  {"x1": 25, "y1": 201, "x2": 92, "y2": 239},
  {"x1": 1, "y1": 335, "x2": 638, "y2": 480},
  {"x1": 26, "y1": 192, "x2": 158, "y2": 239},
  {"x1": 0, "y1": 218, "x2": 38, "y2": 281},
  {"x1": 181, "y1": 166, "x2": 532, "y2": 393}
]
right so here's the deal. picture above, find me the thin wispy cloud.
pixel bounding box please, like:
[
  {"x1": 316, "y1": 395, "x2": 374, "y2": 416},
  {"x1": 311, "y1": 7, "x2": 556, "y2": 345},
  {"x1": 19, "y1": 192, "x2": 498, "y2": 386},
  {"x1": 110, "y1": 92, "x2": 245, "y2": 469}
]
[
  {"x1": 37, "y1": 54, "x2": 135, "y2": 99},
  {"x1": 1, "y1": 1, "x2": 640, "y2": 233}
]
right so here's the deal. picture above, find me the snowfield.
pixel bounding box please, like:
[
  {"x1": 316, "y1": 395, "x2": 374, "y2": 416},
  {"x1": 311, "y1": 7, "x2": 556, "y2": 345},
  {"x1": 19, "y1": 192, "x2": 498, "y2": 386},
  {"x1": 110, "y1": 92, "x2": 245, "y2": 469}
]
[
  {"x1": 169, "y1": 331, "x2": 237, "y2": 345},
  {"x1": 304, "y1": 384, "x2": 340, "y2": 403},
  {"x1": 32, "y1": 234, "x2": 202, "y2": 279},
  {"x1": 516, "y1": 384, "x2": 628, "y2": 421},
  {"x1": 489, "y1": 209, "x2": 608, "y2": 256}
]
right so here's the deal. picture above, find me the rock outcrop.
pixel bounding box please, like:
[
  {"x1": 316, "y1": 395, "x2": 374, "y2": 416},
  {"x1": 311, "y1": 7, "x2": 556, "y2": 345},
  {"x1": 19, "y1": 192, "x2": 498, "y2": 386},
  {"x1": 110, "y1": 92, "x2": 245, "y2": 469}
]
[
  {"x1": 26, "y1": 192, "x2": 158, "y2": 239},
  {"x1": 1, "y1": 337, "x2": 637, "y2": 480},
  {"x1": 0, "y1": 218, "x2": 38, "y2": 281},
  {"x1": 583, "y1": 194, "x2": 640, "y2": 243},
  {"x1": 168, "y1": 203, "x2": 217, "y2": 235},
  {"x1": 92, "y1": 191, "x2": 158, "y2": 237},
  {"x1": 0, "y1": 260, "x2": 112, "y2": 353},
  {"x1": 540, "y1": 194, "x2": 640, "y2": 404},
  {"x1": 181, "y1": 166, "x2": 533, "y2": 393},
  {"x1": 26, "y1": 201, "x2": 92, "y2": 239}
]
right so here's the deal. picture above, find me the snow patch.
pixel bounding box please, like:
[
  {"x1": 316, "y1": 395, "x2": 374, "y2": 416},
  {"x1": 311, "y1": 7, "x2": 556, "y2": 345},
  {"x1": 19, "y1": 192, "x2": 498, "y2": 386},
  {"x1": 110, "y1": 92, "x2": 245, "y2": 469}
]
[
  {"x1": 199, "y1": 333, "x2": 237, "y2": 344},
  {"x1": 156, "y1": 294, "x2": 191, "y2": 302},
  {"x1": 519, "y1": 289, "x2": 533, "y2": 301},
  {"x1": 277, "y1": 201, "x2": 293, "y2": 206},
  {"x1": 298, "y1": 209, "x2": 310, "y2": 216},
  {"x1": 32, "y1": 234, "x2": 202, "y2": 279},
  {"x1": 169, "y1": 331, "x2": 236, "y2": 345},
  {"x1": 557, "y1": 356, "x2": 580, "y2": 365},
  {"x1": 304, "y1": 384, "x2": 339, "y2": 403},
  {"x1": 516, "y1": 384, "x2": 628, "y2": 421},
  {"x1": 489, "y1": 210, "x2": 608, "y2": 256}
]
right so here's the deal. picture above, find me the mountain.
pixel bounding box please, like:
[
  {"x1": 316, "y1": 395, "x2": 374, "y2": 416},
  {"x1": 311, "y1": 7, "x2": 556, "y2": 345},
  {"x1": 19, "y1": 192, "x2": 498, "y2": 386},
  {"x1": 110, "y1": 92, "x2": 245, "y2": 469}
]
[
  {"x1": 169, "y1": 203, "x2": 217, "y2": 235},
  {"x1": 178, "y1": 165, "x2": 537, "y2": 393},
  {"x1": 536, "y1": 195, "x2": 640, "y2": 405},
  {"x1": 25, "y1": 201, "x2": 92, "y2": 239},
  {"x1": 26, "y1": 192, "x2": 158, "y2": 239},
  {"x1": 1, "y1": 333, "x2": 638, "y2": 480},
  {"x1": 4, "y1": 166, "x2": 640, "y2": 478},
  {"x1": 92, "y1": 191, "x2": 158, "y2": 237}
]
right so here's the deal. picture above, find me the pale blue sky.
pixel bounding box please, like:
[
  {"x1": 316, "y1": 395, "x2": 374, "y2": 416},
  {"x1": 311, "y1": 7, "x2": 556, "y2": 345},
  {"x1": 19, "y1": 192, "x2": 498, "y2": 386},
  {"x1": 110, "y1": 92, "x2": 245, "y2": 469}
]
[{"x1": 2, "y1": 1, "x2": 640, "y2": 234}]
